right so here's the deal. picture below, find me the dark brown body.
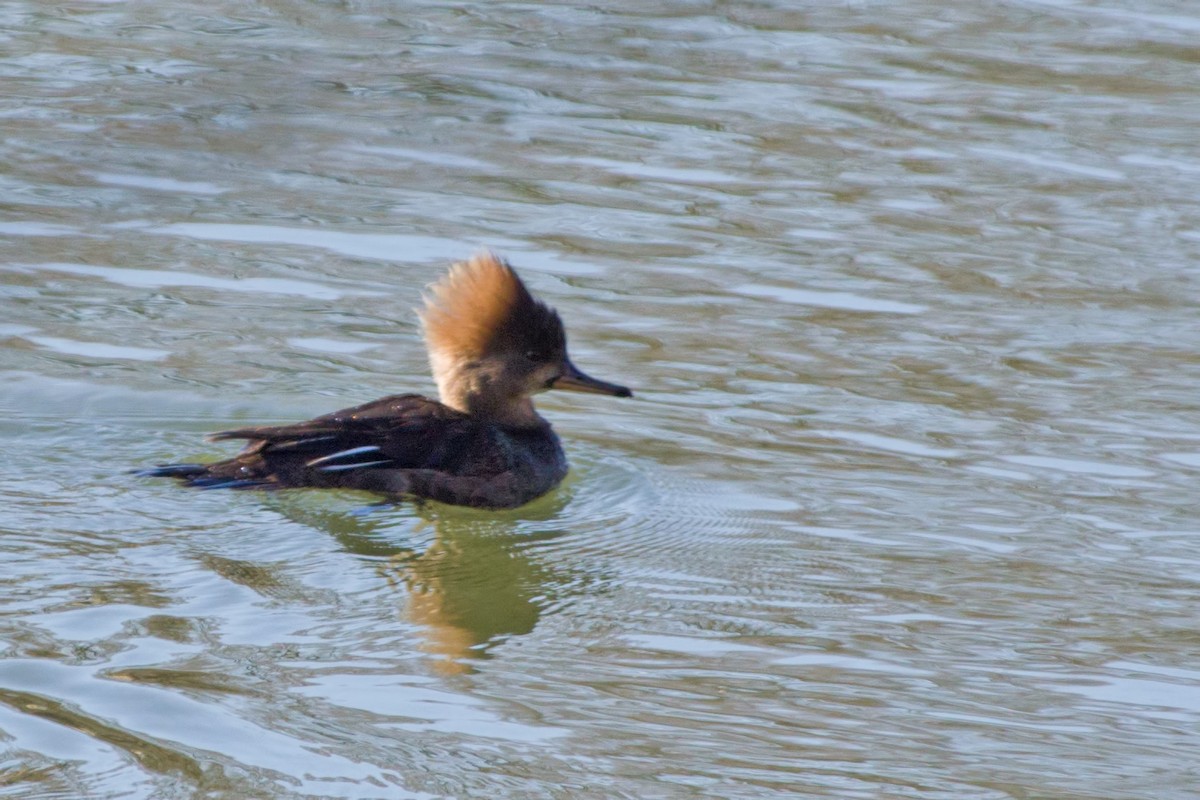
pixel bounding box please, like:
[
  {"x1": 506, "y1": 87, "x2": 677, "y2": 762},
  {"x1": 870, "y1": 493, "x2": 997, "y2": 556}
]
[
  {"x1": 143, "y1": 254, "x2": 631, "y2": 509},
  {"x1": 146, "y1": 394, "x2": 569, "y2": 509}
]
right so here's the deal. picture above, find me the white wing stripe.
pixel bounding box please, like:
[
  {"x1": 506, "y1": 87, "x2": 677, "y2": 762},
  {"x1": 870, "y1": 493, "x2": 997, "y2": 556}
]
[
  {"x1": 317, "y1": 460, "x2": 392, "y2": 472},
  {"x1": 306, "y1": 446, "x2": 383, "y2": 467}
]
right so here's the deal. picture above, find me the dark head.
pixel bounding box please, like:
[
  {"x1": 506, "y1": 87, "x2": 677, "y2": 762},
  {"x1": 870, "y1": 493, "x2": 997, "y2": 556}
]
[{"x1": 419, "y1": 253, "x2": 631, "y2": 425}]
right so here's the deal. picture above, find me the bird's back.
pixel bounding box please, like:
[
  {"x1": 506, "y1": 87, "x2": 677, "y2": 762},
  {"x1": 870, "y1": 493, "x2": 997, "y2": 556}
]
[{"x1": 144, "y1": 393, "x2": 568, "y2": 509}]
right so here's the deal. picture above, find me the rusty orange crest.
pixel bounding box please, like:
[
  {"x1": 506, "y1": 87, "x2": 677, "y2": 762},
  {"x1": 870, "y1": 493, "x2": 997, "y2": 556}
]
[{"x1": 419, "y1": 252, "x2": 564, "y2": 360}]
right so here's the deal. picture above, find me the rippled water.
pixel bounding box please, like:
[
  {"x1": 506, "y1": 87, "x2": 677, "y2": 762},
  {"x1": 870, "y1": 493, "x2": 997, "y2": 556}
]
[{"x1": 4, "y1": 1, "x2": 1200, "y2": 797}]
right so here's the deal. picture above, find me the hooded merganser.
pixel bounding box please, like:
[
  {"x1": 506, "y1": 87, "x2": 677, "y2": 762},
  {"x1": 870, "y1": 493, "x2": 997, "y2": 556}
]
[{"x1": 141, "y1": 253, "x2": 632, "y2": 509}]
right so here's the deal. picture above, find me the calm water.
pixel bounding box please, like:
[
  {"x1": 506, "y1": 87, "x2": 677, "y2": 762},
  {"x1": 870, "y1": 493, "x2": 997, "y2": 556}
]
[{"x1": 3, "y1": 1, "x2": 1200, "y2": 797}]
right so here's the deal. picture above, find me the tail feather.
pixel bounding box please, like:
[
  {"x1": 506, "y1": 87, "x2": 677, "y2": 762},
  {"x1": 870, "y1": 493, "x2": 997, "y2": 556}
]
[
  {"x1": 135, "y1": 462, "x2": 272, "y2": 490},
  {"x1": 133, "y1": 463, "x2": 209, "y2": 478},
  {"x1": 191, "y1": 478, "x2": 273, "y2": 490}
]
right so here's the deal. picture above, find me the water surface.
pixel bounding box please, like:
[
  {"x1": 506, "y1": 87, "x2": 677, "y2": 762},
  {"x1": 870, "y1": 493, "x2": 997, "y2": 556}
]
[{"x1": 4, "y1": 1, "x2": 1200, "y2": 798}]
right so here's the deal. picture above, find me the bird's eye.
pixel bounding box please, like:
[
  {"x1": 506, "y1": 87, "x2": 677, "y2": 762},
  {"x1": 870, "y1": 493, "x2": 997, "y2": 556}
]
[{"x1": 524, "y1": 349, "x2": 541, "y2": 362}]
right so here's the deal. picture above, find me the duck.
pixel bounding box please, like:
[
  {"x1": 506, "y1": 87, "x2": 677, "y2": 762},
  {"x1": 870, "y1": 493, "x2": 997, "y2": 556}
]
[{"x1": 140, "y1": 252, "x2": 632, "y2": 509}]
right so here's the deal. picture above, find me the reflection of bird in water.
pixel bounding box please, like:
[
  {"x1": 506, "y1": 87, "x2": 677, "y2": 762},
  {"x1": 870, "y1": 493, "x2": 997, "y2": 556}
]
[
  {"x1": 283, "y1": 498, "x2": 579, "y2": 676},
  {"x1": 142, "y1": 252, "x2": 631, "y2": 508},
  {"x1": 383, "y1": 519, "x2": 561, "y2": 676}
]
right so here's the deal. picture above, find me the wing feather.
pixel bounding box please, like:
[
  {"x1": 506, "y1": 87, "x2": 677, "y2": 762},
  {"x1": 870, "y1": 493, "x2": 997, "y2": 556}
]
[{"x1": 208, "y1": 394, "x2": 484, "y2": 475}]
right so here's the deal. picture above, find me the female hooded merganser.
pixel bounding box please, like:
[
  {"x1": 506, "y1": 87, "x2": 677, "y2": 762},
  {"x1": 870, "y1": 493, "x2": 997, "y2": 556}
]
[{"x1": 142, "y1": 253, "x2": 632, "y2": 509}]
